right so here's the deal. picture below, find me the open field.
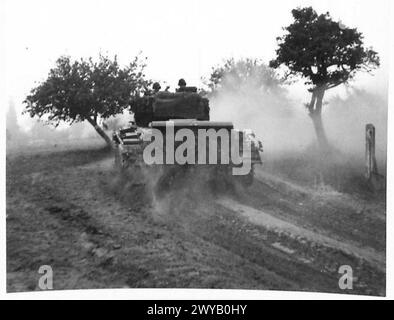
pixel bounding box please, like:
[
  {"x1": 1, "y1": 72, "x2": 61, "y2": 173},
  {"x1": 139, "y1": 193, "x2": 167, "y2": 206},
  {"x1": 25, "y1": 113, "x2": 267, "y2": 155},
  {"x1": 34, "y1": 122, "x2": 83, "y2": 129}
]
[{"x1": 6, "y1": 142, "x2": 386, "y2": 295}]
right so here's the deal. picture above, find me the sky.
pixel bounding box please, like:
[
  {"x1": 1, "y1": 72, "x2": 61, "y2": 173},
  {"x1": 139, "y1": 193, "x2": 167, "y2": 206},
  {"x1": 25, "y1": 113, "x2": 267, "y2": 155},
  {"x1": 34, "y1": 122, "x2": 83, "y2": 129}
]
[{"x1": 2, "y1": 0, "x2": 390, "y2": 127}]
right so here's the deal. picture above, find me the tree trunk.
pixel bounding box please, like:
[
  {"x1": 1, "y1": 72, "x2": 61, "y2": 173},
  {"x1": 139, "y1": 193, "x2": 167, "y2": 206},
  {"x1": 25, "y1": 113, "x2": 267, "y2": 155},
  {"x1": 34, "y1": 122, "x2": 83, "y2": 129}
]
[
  {"x1": 310, "y1": 111, "x2": 329, "y2": 150},
  {"x1": 308, "y1": 88, "x2": 329, "y2": 151},
  {"x1": 86, "y1": 117, "x2": 114, "y2": 149}
]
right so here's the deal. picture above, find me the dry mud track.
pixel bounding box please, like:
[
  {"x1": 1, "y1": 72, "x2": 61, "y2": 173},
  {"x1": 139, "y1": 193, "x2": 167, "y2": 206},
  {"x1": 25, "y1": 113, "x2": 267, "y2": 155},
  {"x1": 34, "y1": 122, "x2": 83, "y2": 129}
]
[{"x1": 6, "y1": 147, "x2": 385, "y2": 295}]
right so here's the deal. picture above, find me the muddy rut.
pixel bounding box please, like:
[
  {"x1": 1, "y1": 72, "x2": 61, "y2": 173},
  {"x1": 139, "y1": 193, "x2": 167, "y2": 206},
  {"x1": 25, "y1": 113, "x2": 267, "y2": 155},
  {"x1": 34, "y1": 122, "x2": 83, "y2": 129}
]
[{"x1": 6, "y1": 147, "x2": 386, "y2": 295}]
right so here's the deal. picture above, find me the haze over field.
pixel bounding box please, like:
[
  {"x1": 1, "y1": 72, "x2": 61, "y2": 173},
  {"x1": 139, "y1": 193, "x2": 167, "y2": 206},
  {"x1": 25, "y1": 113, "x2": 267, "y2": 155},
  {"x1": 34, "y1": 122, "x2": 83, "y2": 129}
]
[
  {"x1": 210, "y1": 77, "x2": 388, "y2": 159},
  {"x1": 4, "y1": 0, "x2": 389, "y2": 161}
]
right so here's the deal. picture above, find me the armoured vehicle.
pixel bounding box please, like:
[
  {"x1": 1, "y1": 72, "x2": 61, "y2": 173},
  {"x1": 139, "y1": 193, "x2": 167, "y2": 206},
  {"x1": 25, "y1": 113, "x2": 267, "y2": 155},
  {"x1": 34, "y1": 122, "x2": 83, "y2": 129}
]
[{"x1": 113, "y1": 85, "x2": 263, "y2": 192}]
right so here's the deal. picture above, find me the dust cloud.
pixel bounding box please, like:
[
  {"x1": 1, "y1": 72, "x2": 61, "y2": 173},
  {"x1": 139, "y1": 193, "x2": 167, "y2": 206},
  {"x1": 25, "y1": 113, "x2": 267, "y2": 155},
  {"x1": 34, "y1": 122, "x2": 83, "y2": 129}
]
[
  {"x1": 209, "y1": 79, "x2": 313, "y2": 155},
  {"x1": 208, "y1": 65, "x2": 388, "y2": 165}
]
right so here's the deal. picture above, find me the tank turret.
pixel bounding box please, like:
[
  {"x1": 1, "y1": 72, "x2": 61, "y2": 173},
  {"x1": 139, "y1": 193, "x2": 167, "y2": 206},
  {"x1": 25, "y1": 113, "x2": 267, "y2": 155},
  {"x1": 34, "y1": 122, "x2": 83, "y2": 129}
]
[{"x1": 131, "y1": 89, "x2": 210, "y2": 127}]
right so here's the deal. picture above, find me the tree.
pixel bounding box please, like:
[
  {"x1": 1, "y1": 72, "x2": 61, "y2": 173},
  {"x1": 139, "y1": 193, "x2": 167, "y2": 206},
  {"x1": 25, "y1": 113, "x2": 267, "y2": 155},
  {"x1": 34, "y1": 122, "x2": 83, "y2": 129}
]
[
  {"x1": 206, "y1": 58, "x2": 283, "y2": 94},
  {"x1": 204, "y1": 57, "x2": 294, "y2": 119},
  {"x1": 205, "y1": 58, "x2": 298, "y2": 152},
  {"x1": 270, "y1": 7, "x2": 380, "y2": 150},
  {"x1": 25, "y1": 54, "x2": 150, "y2": 148}
]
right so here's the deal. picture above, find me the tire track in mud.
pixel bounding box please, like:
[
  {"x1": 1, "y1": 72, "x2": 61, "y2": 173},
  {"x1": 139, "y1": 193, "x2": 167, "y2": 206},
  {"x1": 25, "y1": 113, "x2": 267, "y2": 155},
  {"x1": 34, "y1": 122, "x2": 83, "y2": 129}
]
[
  {"x1": 216, "y1": 197, "x2": 385, "y2": 273},
  {"x1": 7, "y1": 155, "x2": 292, "y2": 290},
  {"x1": 84, "y1": 157, "x2": 385, "y2": 294},
  {"x1": 251, "y1": 169, "x2": 386, "y2": 252},
  {"x1": 145, "y1": 161, "x2": 385, "y2": 294},
  {"x1": 6, "y1": 151, "x2": 385, "y2": 295},
  {"x1": 65, "y1": 158, "x2": 337, "y2": 291},
  {"x1": 206, "y1": 193, "x2": 385, "y2": 295}
]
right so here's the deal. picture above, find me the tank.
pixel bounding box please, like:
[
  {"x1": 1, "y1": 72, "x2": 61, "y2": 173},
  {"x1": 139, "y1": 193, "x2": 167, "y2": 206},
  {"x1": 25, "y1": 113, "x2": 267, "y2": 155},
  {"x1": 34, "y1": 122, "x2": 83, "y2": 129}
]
[{"x1": 113, "y1": 86, "x2": 263, "y2": 194}]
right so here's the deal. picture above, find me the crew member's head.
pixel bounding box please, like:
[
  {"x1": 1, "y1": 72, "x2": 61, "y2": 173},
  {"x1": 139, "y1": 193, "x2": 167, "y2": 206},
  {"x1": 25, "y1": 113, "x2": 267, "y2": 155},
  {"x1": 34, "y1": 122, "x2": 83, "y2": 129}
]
[
  {"x1": 152, "y1": 82, "x2": 161, "y2": 92},
  {"x1": 178, "y1": 78, "x2": 186, "y2": 88}
]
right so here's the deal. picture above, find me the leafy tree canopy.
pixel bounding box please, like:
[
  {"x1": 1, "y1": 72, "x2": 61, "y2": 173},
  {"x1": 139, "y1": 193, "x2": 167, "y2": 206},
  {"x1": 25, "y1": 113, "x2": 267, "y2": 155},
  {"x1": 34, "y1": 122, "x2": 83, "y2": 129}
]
[
  {"x1": 25, "y1": 54, "x2": 150, "y2": 146},
  {"x1": 269, "y1": 7, "x2": 380, "y2": 90},
  {"x1": 206, "y1": 58, "x2": 284, "y2": 94}
]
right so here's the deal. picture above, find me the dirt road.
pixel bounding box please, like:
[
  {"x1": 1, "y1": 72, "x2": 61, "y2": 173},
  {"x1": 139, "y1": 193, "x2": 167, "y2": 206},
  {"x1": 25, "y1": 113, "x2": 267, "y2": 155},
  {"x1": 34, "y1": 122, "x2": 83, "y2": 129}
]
[{"x1": 6, "y1": 145, "x2": 386, "y2": 295}]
